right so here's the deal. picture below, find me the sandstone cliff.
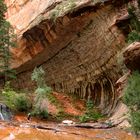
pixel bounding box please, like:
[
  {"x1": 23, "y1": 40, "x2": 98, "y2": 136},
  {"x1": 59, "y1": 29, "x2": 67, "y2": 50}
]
[{"x1": 6, "y1": 0, "x2": 131, "y2": 114}]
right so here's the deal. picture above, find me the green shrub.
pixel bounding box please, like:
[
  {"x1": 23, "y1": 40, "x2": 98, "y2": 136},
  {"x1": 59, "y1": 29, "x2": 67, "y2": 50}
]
[
  {"x1": 55, "y1": 110, "x2": 66, "y2": 121},
  {"x1": 39, "y1": 110, "x2": 48, "y2": 119},
  {"x1": 2, "y1": 88, "x2": 17, "y2": 110},
  {"x1": 126, "y1": 4, "x2": 140, "y2": 44},
  {"x1": 123, "y1": 71, "x2": 140, "y2": 135},
  {"x1": 130, "y1": 111, "x2": 140, "y2": 135},
  {"x1": 32, "y1": 106, "x2": 48, "y2": 119},
  {"x1": 2, "y1": 82, "x2": 17, "y2": 110},
  {"x1": 55, "y1": 110, "x2": 75, "y2": 121},
  {"x1": 47, "y1": 93, "x2": 62, "y2": 111},
  {"x1": 79, "y1": 100, "x2": 102, "y2": 123},
  {"x1": 31, "y1": 67, "x2": 52, "y2": 119},
  {"x1": 50, "y1": 10, "x2": 59, "y2": 22},
  {"x1": 123, "y1": 71, "x2": 140, "y2": 109},
  {"x1": 31, "y1": 67, "x2": 46, "y2": 88},
  {"x1": 79, "y1": 110, "x2": 102, "y2": 123},
  {"x1": 2, "y1": 82, "x2": 31, "y2": 112},
  {"x1": 67, "y1": 0, "x2": 76, "y2": 12},
  {"x1": 86, "y1": 100, "x2": 94, "y2": 111},
  {"x1": 32, "y1": 93, "x2": 48, "y2": 119},
  {"x1": 32, "y1": 66, "x2": 52, "y2": 95},
  {"x1": 127, "y1": 31, "x2": 140, "y2": 44},
  {"x1": 128, "y1": 6, "x2": 140, "y2": 32},
  {"x1": 14, "y1": 94, "x2": 31, "y2": 112},
  {"x1": 35, "y1": 86, "x2": 52, "y2": 95}
]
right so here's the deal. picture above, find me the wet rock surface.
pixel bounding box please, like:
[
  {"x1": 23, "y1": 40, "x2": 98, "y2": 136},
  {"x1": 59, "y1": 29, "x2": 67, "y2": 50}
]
[
  {"x1": 0, "y1": 103, "x2": 12, "y2": 121},
  {"x1": 0, "y1": 118, "x2": 136, "y2": 140}
]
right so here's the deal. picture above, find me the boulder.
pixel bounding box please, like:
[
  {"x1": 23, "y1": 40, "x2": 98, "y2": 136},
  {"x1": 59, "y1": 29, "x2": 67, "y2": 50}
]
[
  {"x1": 115, "y1": 71, "x2": 130, "y2": 98},
  {"x1": 123, "y1": 42, "x2": 140, "y2": 71},
  {"x1": 0, "y1": 103, "x2": 13, "y2": 121}
]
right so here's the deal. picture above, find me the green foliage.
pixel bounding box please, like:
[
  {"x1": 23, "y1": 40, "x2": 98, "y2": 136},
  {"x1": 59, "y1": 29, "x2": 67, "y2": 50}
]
[
  {"x1": 32, "y1": 88, "x2": 49, "y2": 119},
  {"x1": 122, "y1": 3, "x2": 140, "y2": 135},
  {"x1": 32, "y1": 109, "x2": 48, "y2": 119},
  {"x1": 67, "y1": 0, "x2": 76, "y2": 12},
  {"x1": 31, "y1": 67, "x2": 46, "y2": 88},
  {"x1": 127, "y1": 31, "x2": 140, "y2": 44},
  {"x1": 2, "y1": 82, "x2": 30, "y2": 112},
  {"x1": 123, "y1": 71, "x2": 140, "y2": 135},
  {"x1": 79, "y1": 111, "x2": 102, "y2": 123},
  {"x1": 123, "y1": 71, "x2": 140, "y2": 109},
  {"x1": 47, "y1": 93, "x2": 62, "y2": 109},
  {"x1": 31, "y1": 67, "x2": 52, "y2": 119},
  {"x1": 50, "y1": 10, "x2": 59, "y2": 22},
  {"x1": 38, "y1": 110, "x2": 48, "y2": 119},
  {"x1": 55, "y1": 110, "x2": 76, "y2": 121},
  {"x1": 32, "y1": 106, "x2": 48, "y2": 119},
  {"x1": 50, "y1": 0, "x2": 76, "y2": 22},
  {"x1": 35, "y1": 86, "x2": 52, "y2": 95},
  {"x1": 79, "y1": 100, "x2": 102, "y2": 123},
  {"x1": 128, "y1": 6, "x2": 140, "y2": 32},
  {"x1": 32, "y1": 66, "x2": 52, "y2": 96},
  {"x1": 31, "y1": 93, "x2": 48, "y2": 119},
  {"x1": 55, "y1": 110, "x2": 67, "y2": 121},
  {"x1": 14, "y1": 94, "x2": 31, "y2": 112},
  {"x1": 0, "y1": 0, "x2": 16, "y2": 82},
  {"x1": 0, "y1": 0, "x2": 7, "y2": 15},
  {"x1": 86, "y1": 100, "x2": 94, "y2": 111},
  {"x1": 127, "y1": 5, "x2": 140, "y2": 44},
  {"x1": 35, "y1": 87, "x2": 46, "y2": 95},
  {"x1": 105, "y1": 120, "x2": 113, "y2": 127},
  {"x1": 130, "y1": 111, "x2": 140, "y2": 135},
  {"x1": 2, "y1": 85, "x2": 17, "y2": 110}
]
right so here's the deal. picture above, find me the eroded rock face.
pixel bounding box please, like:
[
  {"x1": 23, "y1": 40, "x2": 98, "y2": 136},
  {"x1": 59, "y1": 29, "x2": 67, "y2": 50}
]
[
  {"x1": 6, "y1": 0, "x2": 129, "y2": 113},
  {"x1": 6, "y1": 0, "x2": 62, "y2": 36},
  {"x1": 123, "y1": 42, "x2": 140, "y2": 71}
]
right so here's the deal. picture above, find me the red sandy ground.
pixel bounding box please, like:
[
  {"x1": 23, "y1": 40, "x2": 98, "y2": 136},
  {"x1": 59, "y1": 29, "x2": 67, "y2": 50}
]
[
  {"x1": 52, "y1": 92, "x2": 85, "y2": 116},
  {"x1": 15, "y1": 91, "x2": 86, "y2": 122}
]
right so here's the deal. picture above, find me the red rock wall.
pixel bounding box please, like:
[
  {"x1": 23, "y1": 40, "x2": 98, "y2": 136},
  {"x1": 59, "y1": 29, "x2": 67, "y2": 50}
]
[
  {"x1": 11, "y1": 4, "x2": 127, "y2": 113},
  {"x1": 5, "y1": 0, "x2": 30, "y2": 19}
]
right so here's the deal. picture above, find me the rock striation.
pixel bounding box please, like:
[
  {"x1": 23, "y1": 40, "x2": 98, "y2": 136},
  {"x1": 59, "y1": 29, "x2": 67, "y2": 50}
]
[{"x1": 6, "y1": 0, "x2": 131, "y2": 114}]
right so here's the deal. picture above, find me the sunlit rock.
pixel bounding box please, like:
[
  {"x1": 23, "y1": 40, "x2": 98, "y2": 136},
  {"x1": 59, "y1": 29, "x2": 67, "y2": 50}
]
[
  {"x1": 62, "y1": 120, "x2": 74, "y2": 124},
  {"x1": 9, "y1": 133, "x2": 15, "y2": 140}
]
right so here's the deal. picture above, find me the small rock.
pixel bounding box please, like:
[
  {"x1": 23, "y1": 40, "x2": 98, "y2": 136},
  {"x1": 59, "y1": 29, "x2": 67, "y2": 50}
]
[
  {"x1": 128, "y1": 133, "x2": 132, "y2": 136},
  {"x1": 9, "y1": 133, "x2": 15, "y2": 140},
  {"x1": 62, "y1": 120, "x2": 74, "y2": 124},
  {"x1": 20, "y1": 124, "x2": 30, "y2": 128}
]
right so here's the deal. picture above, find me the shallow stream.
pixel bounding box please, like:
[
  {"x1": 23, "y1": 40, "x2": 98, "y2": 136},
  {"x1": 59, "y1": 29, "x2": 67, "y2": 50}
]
[{"x1": 0, "y1": 115, "x2": 136, "y2": 140}]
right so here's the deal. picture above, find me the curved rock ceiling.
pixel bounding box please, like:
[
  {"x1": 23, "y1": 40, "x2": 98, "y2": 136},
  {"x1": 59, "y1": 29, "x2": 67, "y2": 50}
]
[{"x1": 6, "y1": 0, "x2": 129, "y2": 114}]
